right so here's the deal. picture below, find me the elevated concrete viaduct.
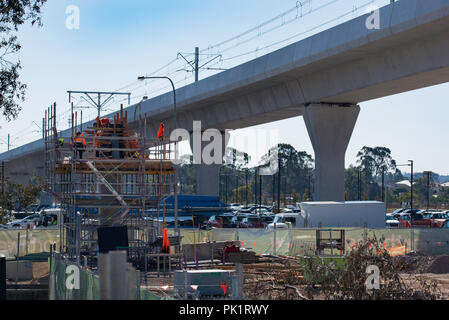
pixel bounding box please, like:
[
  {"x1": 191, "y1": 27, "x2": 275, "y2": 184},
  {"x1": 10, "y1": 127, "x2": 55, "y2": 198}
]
[{"x1": 2, "y1": 0, "x2": 449, "y2": 201}]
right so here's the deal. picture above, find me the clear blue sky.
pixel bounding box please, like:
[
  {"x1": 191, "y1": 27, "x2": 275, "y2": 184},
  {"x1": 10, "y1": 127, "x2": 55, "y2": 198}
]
[{"x1": 1, "y1": 0, "x2": 448, "y2": 175}]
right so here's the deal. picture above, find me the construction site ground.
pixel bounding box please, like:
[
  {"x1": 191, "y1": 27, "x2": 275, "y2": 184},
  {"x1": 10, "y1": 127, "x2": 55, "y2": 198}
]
[{"x1": 141, "y1": 253, "x2": 449, "y2": 300}]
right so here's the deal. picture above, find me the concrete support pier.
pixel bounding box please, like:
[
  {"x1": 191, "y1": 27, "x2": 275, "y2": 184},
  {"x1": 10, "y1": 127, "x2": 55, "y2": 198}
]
[
  {"x1": 302, "y1": 104, "x2": 360, "y2": 201},
  {"x1": 190, "y1": 131, "x2": 229, "y2": 197}
]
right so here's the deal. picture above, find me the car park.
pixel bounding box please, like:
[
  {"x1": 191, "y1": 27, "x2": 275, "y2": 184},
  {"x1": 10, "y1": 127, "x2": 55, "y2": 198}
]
[{"x1": 398, "y1": 211, "x2": 446, "y2": 228}]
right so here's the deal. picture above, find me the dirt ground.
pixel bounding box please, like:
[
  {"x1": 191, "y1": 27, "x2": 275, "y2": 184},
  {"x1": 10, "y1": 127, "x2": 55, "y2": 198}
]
[{"x1": 141, "y1": 254, "x2": 449, "y2": 300}]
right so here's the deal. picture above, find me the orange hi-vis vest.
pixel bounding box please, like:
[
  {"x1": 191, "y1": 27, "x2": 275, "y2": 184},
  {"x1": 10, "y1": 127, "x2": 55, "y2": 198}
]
[
  {"x1": 162, "y1": 228, "x2": 171, "y2": 254},
  {"x1": 71, "y1": 133, "x2": 86, "y2": 147},
  {"x1": 157, "y1": 123, "x2": 164, "y2": 139}
]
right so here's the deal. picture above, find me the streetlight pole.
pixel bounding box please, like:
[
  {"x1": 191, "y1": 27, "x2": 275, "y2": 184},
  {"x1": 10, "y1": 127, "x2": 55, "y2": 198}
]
[
  {"x1": 409, "y1": 160, "x2": 414, "y2": 213},
  {"x1": 398, "y1": 160, "x2": 414, "y2": 226},
  {"x1": 259, "y1": 174, "x2": 262, "y2": 208},
  {"x1": 424, "y1": 171, "x2": 431, "y2": 211},
  {"x1": 277, "y1": 157, "x2": 281, "y2": 213},
  {"x1": 137, "y1": 76, "x2": 179, "y2": 239}
]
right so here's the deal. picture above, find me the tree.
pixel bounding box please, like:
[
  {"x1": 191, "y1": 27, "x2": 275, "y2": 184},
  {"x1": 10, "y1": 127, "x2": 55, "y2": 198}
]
[
  {"x1": 178, "y1": 154, "x2": 196, "y2": 194},
  {"x1": 0, "y1": 180, "x2": 42, "y2": 223},
  {"x1": 261, "y1": 144, "x2": 314, "y2": 200},
  {"x1": 345, "y1": 166, "x2": 360, "y2": 201},
  {"x1": 356, "y1": 146, "x2": 398, "y2": 200},
  {"x1": 1, "y1": 0, "x2": 47, "y2": 120},
  {"x1": 356, "y1": 146, "x2": 397, "y2": 178}
]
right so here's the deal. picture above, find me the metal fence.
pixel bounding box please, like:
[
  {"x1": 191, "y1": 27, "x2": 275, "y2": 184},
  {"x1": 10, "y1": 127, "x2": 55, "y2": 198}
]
[
  {"x1": 49, "y1": 253, "x2": 165, "y2": 300},
  {"x1": 173, "y1": 227, "x2": 449, "y2": 256}
]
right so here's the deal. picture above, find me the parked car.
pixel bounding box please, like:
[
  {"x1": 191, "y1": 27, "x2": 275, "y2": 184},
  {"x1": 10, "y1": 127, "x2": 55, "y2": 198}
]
[
  {"x1": 259, "y1": 214, "x2": 276, "y2": 224},
  {"x1": 230, "y1": 213, "x2": 249, "y2": 228},
  {"x1": 250, "y1": 207, "x2": 272, "y2": 215},
  {"x1": 239, "y1": 206, "x2": 253, "y2": 214},
  {"x1": 386, "y1": 214, "x2": 399, "y2": 228},
  {"x1": 398, "y1": 212, "x2": 446, "y2": 228},
  {"x1": 203, "y1": 213, "x2": 236, "y2": 229},
  {"x1": 285, "y1": 205, "x2": 301, "y2": 213},
  {"x1": 267, "y1": 213, "x2": 304, "y2": 229},
  {"x1": 7, "y1": 213, "x2": 40, "y2": 229},
  {"x1": 239, "y1": 215, "x2": 267, "y2": 228},
  {"x1": 229, "y1": 203, "x2": 242, "y2": 212},
  {"x1": 422, "y1": 212, "x2": 448, "y2": 220},
  {"x1": 400, "y1": 209, "x2": 423, "y2": 215},
  {"x1": 36, "y1": 208, "x2": 64, "y2": 228},
  {"x1": 390, "y1": 208, "x2": 406, "y2": 218}
]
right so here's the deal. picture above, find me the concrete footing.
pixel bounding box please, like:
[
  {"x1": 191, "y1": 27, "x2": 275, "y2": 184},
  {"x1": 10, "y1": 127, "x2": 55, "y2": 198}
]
[{"x1": 190, "y1": 131, "x2": 229, "y2": 197}]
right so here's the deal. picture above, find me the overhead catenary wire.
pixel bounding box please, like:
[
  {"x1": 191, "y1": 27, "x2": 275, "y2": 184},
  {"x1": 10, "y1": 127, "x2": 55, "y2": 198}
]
[{"x1": 4, "y1": 0, "x2": 387, "y2": 153}]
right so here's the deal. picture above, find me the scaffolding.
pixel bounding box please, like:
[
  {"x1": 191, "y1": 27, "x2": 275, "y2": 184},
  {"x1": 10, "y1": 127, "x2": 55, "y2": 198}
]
[{"x1": 44, "y1": 103, "x2": 176, "y2": 268}]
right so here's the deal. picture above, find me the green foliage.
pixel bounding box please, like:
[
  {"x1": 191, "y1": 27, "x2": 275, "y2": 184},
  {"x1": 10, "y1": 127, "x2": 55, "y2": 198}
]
[
  {"x1": 0, "y1": 179, "x2": 42, "y2": 223},
  {"x1": 357, "y1": 146, "x2": 397, "y2": 178},
  {"x1": 302, "y1": 238, "x2": 442, "y2": 300},
  {"x1": 0, "y1": 0, "x2": 47, "y2": 120}
]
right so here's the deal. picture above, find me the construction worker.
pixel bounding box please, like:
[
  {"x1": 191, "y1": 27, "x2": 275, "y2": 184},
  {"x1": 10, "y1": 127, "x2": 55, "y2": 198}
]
[
  {"x1": 128, "y1": 133, "x2": 139, "y2": 158},
  {"x1": 95, "y1": 118, "x2": 111, "y2": 158},
  {"x1": 157, "y1": 123, "x2": 164, "y2": 140},
  {"x1": 70, "y1": 129, "x2": 86, "y2": 159},
  {"x1": 58, "y1": 138, "x2": 64, "y2": 147}
]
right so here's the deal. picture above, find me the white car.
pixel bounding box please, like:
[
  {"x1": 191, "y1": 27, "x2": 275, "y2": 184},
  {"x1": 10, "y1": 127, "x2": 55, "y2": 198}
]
[
  {"x1": 251, "y1": 207, "x2": 272, "y2": 215},
  {"x1": 386, "y1": 214, "x2": 399, "y2": 228},
  {"x1": 229, "y1": 203, "x2": 242, "y2": 212},
  {"x1": 267, "y1": 213, "x2": 305, "y2": 229},
  {"x1": 7, "y1": 213, "x2": 40, "y2": 229}
]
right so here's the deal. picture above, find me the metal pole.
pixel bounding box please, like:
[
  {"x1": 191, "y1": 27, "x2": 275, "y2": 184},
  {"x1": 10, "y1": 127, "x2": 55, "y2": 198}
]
[
  {"x1": 259, "y1": 174, "x2": 262, "y2": 208},
  {"x1": 97, "y1": 93, "x2": 101, "y2": 118},
  {"x1": 1, "y1": 161, "x2": 4, "y2": 195},
  {"x1": 0, "y1": 257, "x2": 6, "y2": 301},
  {"x1": 277, "y1": 157, "x2": 281, "y2": 213},
  {"x1": 138, "y1": 76, "x2": 178, "y2": 239},
  {"x1": 16, "y1": 232, "x2": 20, "y2": 286},
  {"x1": 425, "y1": 171, "x2": 431, "y2": 210},
  {"x1": 358, "y1": 169, "x2": 361, "y2": 201},
  {"x1": 7, "y1": 134, "x2": 10, "y2": 151},
  {"x1": 410, "y1": 160, "x2": 414, "y2": 211},
  {"x1": 254, "y1": 168, "x2": 257, "y2": 205},
  {"x1": 410, "y1": 160, "x2": 414, "y2": 227},
  {"x1": 225, "y1": 174, "x2": 228, "y2": 204},
  {"x1": 245, "y1": 170, "x2": 248, "y2": 206},
  {"x1": 194, "y1": 47, "x2": 199, "y2": 82},
  {"x1": 381, "y1": 168, "x2": 385, "y2": 202},
  {"x1": 308, "y1": 171, "x2": 311, "y2": 200}
]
